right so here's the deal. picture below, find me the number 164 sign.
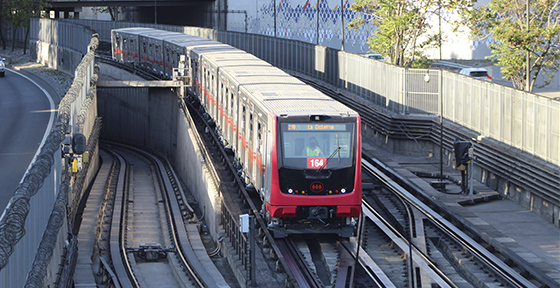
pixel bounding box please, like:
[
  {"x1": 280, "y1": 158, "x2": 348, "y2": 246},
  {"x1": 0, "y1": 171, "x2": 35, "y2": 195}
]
[{"x1": 307, "y1": 157, "x2": 327, "y2": 169}]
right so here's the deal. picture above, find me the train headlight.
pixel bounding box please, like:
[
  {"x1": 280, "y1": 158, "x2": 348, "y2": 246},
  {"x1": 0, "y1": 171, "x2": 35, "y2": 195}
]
[
  {"x1": 341, "y1": 188, "x2": 346, "y2": 194},
  {"x1": 288, "y1": 189, "x2": 293, "y2": 194}
]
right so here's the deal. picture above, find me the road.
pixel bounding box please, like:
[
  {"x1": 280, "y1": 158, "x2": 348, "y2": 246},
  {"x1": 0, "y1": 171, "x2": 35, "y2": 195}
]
[{"x1": 0, "y1": 68, "x2": 55, "y2": 213}]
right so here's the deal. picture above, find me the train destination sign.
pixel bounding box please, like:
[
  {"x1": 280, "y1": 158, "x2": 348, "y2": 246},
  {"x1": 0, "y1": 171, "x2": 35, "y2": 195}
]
[{"x1": 287, "y1": 123, "x2": 346, "y2": 131}]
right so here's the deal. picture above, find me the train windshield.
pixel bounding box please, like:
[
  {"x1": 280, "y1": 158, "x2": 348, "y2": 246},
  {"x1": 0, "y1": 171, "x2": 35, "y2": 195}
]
[{"x1": 280, "y1": 122, "x2": 355, "y2": 169}]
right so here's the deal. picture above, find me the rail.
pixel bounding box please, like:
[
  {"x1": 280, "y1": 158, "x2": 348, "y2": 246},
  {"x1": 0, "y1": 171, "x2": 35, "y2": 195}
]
[{"x1": 362, "y1": 158, "x2": 540, "y2": 288}]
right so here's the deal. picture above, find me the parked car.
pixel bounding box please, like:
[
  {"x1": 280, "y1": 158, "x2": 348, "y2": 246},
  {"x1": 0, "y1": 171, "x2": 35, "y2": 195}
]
[
  {"x1": 459, "y1": 67, "x2": 492, "y2": 81},
  {"x1": 364, "y1": 53, "x2": 386, "y2": 62},
  {"x1": 0, "y1": 58, "x2": 5, "y2": 77}
]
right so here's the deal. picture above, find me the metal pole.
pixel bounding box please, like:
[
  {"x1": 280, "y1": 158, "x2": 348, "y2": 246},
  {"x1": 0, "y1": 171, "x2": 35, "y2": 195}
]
[
  {"x1": 469, "y1": 142, "x2": 474, "y2": 196},
  {"x1": 439, "y1": 0, "x2": 442, "y2": 60},
  {"x1": 274, "y1": 0, "x2": 277, "y2": 37},
  {"x1": 526, "y1": 0, "x2": 530, "y2": 91},
  {"x1": 341, "y1": 0, "x2": 344, "y2": 51},
  {"x1": 154, "y1": 0, "x2": 157, "y2": 24},
  {"x1": 316, "y1": 0, "x2": 320, "y2": 44},
  {"x1": 439, "y1": 70, "x2": 444, "y2": 183},
  {"x1": 250, "y1": 215, "x2": 256, "y2": 286}
]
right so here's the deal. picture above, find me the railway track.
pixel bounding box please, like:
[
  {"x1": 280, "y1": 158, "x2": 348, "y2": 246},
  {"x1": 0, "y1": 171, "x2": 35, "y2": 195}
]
[
  {"x1": 93, "y1": 144, "x2": 227, "y2": 287},
  {"x1": 357, "y1": 157, "x2": 544, "y2": 288},
  {"x1": 95, "y1": 54, "x2": 551, "y2": 288}
]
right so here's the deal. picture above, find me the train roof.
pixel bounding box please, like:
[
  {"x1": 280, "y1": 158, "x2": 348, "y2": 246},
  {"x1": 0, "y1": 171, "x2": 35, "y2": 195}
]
[
  {"x1": 138, "y1": 30, "x2": 181, "y2": 40},
  {"x1": 205, "y1": 55, "x2": 270, "y2": 71},
  {"x1": 165, "y1": 35, "x2": 209, "y2": 45},
  {"x1": 203, "y1": 52, "x2": 265, "y2": 64},
  {"x1": 264, "y1": 98, "x2": 357, "y2": 116},
  {"x1": 112, "y1": 27, "x2": 156, "y2": 35},
  {"x1": 191, "y1": 44, "x2": 242, "y2": 55},
  {"x1": 240, "y1": 82, "x2": 357, "y2": 115},
  {"x1": 222, "y1": 66, "x2": 295, "y2": 84}
]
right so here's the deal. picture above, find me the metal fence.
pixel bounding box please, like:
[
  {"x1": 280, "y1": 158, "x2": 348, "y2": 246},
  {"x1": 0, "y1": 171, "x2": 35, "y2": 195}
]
[{"x1": 56, "y1": 19, "x2": 560, "y2": 166}]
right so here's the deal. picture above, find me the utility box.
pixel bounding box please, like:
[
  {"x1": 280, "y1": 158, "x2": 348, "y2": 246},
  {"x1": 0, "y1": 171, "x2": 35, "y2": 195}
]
[
  {"x1": 453, "y1": 139, "x2": 472, "y2": 168},
  {"x1": 240, "y1": 214, "x2": 249, "y2": 233}
]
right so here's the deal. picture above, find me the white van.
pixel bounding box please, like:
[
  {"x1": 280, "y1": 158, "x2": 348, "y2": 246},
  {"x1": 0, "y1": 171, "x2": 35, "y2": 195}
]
[{"x1": 459, "y1": 67, "x2": 492, "y2": 81}]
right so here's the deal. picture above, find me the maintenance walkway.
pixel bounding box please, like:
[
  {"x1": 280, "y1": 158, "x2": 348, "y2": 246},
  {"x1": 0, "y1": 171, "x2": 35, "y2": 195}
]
[{"x1": 362, "y1": 141, "x2": 560, "y2": 286}]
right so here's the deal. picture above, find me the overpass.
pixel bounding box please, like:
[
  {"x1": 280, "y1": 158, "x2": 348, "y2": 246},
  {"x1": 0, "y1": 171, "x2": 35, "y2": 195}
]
[
  {"x1": 0, "y1": 18, "x2": 558, "y2": 287},
  {"x1": 45, "y1": 0, "x2": 216, "y2": 27}
]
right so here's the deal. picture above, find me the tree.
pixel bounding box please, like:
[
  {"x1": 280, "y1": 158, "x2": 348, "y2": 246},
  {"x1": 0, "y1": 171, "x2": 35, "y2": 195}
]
[
  {"x1": 464, "y1": 0, "x2": 560, "y2": 91},
  {"x1": 93, "y1": 7, "x2": 124, "y2": 21},
  {"x1": 1, "y1": 0, "x2": 49, "y2": 52},
  {"x1": 348, "y1": 0, "x2": 472, "y2": 67}
]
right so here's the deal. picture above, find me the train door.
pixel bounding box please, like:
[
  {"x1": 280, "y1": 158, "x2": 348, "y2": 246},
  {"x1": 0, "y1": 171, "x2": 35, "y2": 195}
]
[
  {"x1": 217, "y1": 74, "x2": 226, "y2": 134},
  {"x1": 209, "y1": 66, "x2": 218, "y2": 122},
  {"x1": 129, "y1": 36, "x2": 137, "y2": 67},
  {"x1": 202, "y1": 65, "x2": 208, "y2": 109},
  {"x1": 155, "y1": 41, "x2": 162, "y2": 77},
  {"x1": 230, "y1": 86, "x2": 239, "y2": 152},
  {"x1": 255, "y1": 118, "x2": 266, "y2": 195},
  {"x1": 239, "y1": 98, "x2": 248, "y2": 177},
  {"x1": 164, "y1": 44, "x2": 173, "y2": 79},
  {"x1": 248, "y1": 105, "x2": 255, "y2": 185},
  {"x1": 140, "y1": 38, "x2": 148, "y2": 70}
]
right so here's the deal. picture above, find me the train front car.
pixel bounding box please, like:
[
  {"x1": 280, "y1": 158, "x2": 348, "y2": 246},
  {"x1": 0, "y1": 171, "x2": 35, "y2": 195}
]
[{"x1": 268, "y1": 110, "x2": 362, "y2": 238}]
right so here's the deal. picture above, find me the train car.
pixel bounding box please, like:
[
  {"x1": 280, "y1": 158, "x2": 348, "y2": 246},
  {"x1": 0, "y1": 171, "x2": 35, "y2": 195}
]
[
  {"x1": 202, "y1": 53, "x2": 271, "y2": 132},
  {"x1": 163, "y1": 35, "x2": 203, "y2": 79},
  {"x1": 138, "y1": 30, "x2": 182, "y2": 76},
  {"x1": 112, "y1": 27, "x2": 155, "y2": 66},
  {"x1": 194, "y1": 46, "x2": 248, "y2": 119},
  {"x1": 111, "y1": 28, "x2": 362, "y2": 238}
]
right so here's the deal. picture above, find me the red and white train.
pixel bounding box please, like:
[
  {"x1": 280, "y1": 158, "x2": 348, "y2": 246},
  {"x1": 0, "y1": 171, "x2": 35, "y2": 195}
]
[{"x1": 112, "y1": 27, "x2": 362, "y2": 237}]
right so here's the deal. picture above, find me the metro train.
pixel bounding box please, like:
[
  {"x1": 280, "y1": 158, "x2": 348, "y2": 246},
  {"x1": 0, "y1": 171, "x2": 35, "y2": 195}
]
[{"x1": 111, "y1": 27, "x2": 362, "y2": 237}]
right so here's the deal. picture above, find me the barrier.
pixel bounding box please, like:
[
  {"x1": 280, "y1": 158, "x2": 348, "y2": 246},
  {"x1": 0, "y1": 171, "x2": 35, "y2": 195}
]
[{"x1": 0, "y1": 19, "x2": 101, "y2": 287}]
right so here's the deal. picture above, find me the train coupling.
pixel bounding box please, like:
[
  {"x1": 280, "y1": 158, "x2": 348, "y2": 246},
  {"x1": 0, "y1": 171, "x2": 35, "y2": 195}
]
[{"x1": 127, "y1": 243, "x2": 175, "y2": 261}]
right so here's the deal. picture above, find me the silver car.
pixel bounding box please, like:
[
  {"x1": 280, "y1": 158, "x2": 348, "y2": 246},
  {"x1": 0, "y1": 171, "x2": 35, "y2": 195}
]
[{"x1": 0, "y1": 58, "x2": 5, "y2": 77}]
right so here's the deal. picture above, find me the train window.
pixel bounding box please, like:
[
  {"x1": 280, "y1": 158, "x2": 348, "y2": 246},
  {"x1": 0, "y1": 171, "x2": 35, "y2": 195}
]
[
  {"x1": 257, "y1": 123, "x2": 263, "y2": 153},
  {"x1": 279, "y1": 122, "x2": 354, "y2": 169},
  {"x1": 249, "y1": 114, "x2": 254, "y2": 135},
  {"x1": 241, "y1": 106, "x2": 246, "y2": 131}
]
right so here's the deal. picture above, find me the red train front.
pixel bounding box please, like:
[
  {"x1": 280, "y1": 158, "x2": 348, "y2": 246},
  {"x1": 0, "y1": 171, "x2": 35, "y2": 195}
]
[{"x1": 267, "y1": 113, "x2": 362, "y2": 238}]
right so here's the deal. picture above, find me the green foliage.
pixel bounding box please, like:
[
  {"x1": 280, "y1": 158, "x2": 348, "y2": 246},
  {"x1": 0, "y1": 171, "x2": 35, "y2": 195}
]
[
  {"x1": 2, "y1": 0, "x2": 49, "y2": 28},
  {"x1": 349, "y1": 0, "x2": 472, "y2": 67},
  {"x1": 1, "y1": 0, "x2": 49, "y2": 50},
  {"x1": 463, "y1": 0, "x2": 560, "y2": 91}
]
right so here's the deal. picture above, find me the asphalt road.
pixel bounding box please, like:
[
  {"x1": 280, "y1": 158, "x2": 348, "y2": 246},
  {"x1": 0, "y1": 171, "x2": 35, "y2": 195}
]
[{"x1": 0, "y1": 68, "x2": 55, "y2": 213}]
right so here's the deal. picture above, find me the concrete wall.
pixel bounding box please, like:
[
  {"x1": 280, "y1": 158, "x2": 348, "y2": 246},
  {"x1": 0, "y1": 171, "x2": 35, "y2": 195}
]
[{"x1": 97, "y1": 88, "x2": 223, "y2": 238}]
